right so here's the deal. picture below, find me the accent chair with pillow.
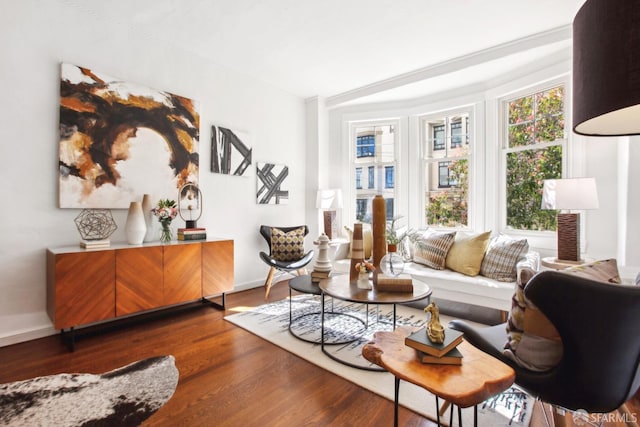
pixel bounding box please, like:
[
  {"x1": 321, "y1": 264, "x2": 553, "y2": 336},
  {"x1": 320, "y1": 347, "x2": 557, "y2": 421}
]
[
  {"x1": 259, "y1": 225, "x2": 314, "y2": 299},
  {"x1": 449, "y1": 262, "x2": 640, "y2": 421}
]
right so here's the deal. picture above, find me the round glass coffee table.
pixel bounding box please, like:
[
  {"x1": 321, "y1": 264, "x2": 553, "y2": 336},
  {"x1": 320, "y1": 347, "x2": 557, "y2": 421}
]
[{"x1": 319, "y1": 274, "x2": 432, "y2": 370}]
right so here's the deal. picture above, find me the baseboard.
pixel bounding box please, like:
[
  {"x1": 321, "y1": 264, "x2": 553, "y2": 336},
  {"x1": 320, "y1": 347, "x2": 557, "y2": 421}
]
[{"x1": 0, "y1": 325, "x2": 57, "y2": 348}]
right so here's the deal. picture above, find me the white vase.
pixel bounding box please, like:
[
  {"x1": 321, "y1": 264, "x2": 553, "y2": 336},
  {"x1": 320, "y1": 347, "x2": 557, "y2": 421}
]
[
  {"x1": 357, "y1": 272, "x2": 372, "y2": 290},
  {"x1": 141, "y1": 194, "x2": 154, "y2": 242},
  {"x1": 125, "y1": 201, "x2": 146, "y2": 245}
]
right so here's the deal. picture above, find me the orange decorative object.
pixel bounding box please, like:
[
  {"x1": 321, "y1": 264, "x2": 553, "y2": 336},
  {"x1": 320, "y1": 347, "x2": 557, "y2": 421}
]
[{"x1": 372, "y1": 195, "x2": 387, "y2": 268}]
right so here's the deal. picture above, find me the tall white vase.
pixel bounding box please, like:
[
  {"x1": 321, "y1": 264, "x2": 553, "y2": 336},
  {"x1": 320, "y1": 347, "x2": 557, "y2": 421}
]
[
  {"x1": 141, "y1": 194, "x2": 154, "y2": 242},
  {"x1": 125, "y1": 201, "x2": 146, "y2": 245}
]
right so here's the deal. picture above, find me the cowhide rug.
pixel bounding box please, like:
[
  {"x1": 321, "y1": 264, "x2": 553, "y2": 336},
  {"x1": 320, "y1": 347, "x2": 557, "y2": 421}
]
[{"x1": 0, "y1": 355, "x2": 178, "y2": 427}]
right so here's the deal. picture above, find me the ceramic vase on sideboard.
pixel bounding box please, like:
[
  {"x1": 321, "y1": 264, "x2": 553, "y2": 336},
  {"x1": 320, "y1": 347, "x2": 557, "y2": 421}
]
[
  {"x1": 125, "y1": 201, "x2": 146, "y2": 245},
  {"x1": 141, "y1": 194, "x2": 154, "y2": 242}
]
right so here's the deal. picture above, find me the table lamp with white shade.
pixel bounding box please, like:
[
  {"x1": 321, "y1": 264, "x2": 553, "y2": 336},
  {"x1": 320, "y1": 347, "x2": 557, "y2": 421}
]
[
  {"x1": 541, "y1": 178, "x2": 599, "y2": 262},
  {"x1": 316, "y1": 189, "x2": 343, "y2": 240}
]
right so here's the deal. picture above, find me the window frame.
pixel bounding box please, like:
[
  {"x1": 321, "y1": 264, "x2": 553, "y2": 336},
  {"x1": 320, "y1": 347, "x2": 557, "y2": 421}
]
[
  {"x1": 497, "y1": 78, "x2": 570, "y2": 240},
  {"x1": 419, "y1": 106, "x2": 475, "y2": 231}
]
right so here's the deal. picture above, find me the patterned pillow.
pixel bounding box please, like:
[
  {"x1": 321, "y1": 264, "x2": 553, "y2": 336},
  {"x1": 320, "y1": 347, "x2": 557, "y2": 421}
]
[
  {"x1": 413, "y1": 231, "x2": 457, "y2": 270},
  {"x1": 270, "y1": 227, "x2": 305, "y2": 261},
  {"x1": 480, "y1": 235, "x2": 529, "y2": 281},
  {"x1": 445, "y1": 231, "x2": 491, "y2": 276},
  {"x1": 561, "y1": 258, "x2": 621, "y2": 284},
  {"x1": 503, "y1": 268, "x2": 563, "y2": 372},
  {"x1": 503, "y1": 258, "x2": 623, "y2": 371}
]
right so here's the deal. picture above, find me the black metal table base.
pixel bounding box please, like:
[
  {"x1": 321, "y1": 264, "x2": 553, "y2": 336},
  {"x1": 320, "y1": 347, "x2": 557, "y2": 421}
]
[{"x1": 394, "y1": 377, "x2": 478, "y2": 427}]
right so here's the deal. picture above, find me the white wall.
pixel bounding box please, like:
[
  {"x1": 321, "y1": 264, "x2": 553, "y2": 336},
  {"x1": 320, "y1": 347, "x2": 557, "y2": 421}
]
[{"x1": 0, "y1": 1, "x2": 307, "y2": 345}]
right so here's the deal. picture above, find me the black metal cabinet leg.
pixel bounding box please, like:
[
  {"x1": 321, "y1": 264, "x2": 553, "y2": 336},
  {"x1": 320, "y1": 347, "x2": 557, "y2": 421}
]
[{"x1": 394, "y1": 376, "x2": 400, "y2": 427}]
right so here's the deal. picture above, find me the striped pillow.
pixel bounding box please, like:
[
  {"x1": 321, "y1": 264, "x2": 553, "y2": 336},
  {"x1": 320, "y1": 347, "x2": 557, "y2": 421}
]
[
  {"x1": 414, "y1": 231, "x2": 457, "y2": 270},
  {"x1": 271, "y1": 227, "x2": 305, "y2": 261},
  {"x1": 480, "y1": 235, "x2": 529, "y2": 281}
]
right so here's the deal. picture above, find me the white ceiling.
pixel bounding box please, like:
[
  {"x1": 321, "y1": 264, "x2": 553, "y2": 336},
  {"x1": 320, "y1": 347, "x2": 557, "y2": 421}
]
[{"x1": 62, "y1": 0, "x2": 586, "y2": 106}]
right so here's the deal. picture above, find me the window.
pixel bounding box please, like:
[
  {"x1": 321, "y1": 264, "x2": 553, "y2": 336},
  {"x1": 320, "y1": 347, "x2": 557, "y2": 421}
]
[
  {"x1": 385, "y1": 166, "x2": 394, "y2": 189},
  {"x1": 438, "y1": 161, "x2": 455, "y2": 188},
  {"x1": 451, "y1": 121, "x2": 462, "y2": 148},
  {"x1": 356, "y1": 134, "x2": 375, "y2": 158},
  {"x1": 422, "y1": 112, "x2": 470, "y2": 228},
  {"x1": 351, "y1": 123, "x2": 397, "y2": 223},
  {"x1": 503, "y1": 86, "x2": 565, "y2": 231},
  {"x1": 368, "y1": 166, "x2": 375, "y2": 189},
  {"x1": 433, "y1": 124, "x2": 445, "y2": 150}
]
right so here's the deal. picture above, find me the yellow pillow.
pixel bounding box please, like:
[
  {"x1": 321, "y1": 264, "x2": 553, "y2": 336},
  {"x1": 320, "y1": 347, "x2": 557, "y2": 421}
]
[
  {"x1": 445, "y1": 231, "x2": 491, "y2": 276},
  {"x1": 344, "y1": 224, "x2": 373, "y2": 260}
]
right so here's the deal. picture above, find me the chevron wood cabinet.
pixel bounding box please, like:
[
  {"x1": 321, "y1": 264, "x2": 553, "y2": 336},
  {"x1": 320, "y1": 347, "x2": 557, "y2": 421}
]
[{"x1": 47, "y1": 239, "x2": 234, "y2": 331}]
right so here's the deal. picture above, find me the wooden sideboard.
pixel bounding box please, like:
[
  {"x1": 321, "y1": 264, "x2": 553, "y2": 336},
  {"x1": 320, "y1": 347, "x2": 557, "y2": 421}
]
[{"x1": 47, "y1": 238, "x2": 234, "y2": 341}]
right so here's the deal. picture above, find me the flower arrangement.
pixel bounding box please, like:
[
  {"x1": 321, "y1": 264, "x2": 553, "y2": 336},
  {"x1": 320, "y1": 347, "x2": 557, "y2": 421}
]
[
  {"x1": 151, "y1": 199, "x2": 177, "y2": 242},
  {"x1": 355, "y1": 260, "x2": 375, "y2": 274}
]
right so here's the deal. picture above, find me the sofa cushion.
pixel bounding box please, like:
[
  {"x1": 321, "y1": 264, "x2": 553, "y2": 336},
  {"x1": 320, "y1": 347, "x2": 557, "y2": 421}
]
[
  {"x1": 344, "y1": 224, "x2": 373, "y2": 259},
  {"x1": 414, "y1": 231, "x2": 456, "y2": 270},
  {"x1": 503, "y1": 258, "x2": 623, "y2": 371},
  {"x1": 270, "y1": 226, "x2": 305, "y2": 261},
  {"x1": 480, "y1": 235, "x2": 529, "y2": 281},
  {"x1": 445, "y1": 231, "x2": 491, "y2": 276}
]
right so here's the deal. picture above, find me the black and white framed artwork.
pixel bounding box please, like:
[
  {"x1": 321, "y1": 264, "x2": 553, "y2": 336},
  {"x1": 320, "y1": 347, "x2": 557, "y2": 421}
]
[
  {"x1": 256, "y1": 162, "x2": 289, "y2": 205},
  {"x1": 210, "y1": 125, "x2": 252, "y2": 177}
]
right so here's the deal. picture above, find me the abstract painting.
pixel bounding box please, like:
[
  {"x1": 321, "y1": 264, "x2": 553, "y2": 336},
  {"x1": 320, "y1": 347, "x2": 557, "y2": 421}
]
[
  {"x1": 211, "y1": 125, "x2": 252, "y2": 177},
  {"x1": 256, "y1": 162, "x2": 289, "y2": 205},
  {"x1": 58, "y1": 63, "x2": 200, "y2": 208}
]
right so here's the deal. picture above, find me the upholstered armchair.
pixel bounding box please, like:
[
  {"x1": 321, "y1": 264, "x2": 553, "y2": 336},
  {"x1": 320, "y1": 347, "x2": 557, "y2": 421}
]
[
  {"x1": 259, "y1": 225, "x2": 314, "y2": 299},
  {"x1": 449, "y1": 270, "x2": 640, "y2": 422}
]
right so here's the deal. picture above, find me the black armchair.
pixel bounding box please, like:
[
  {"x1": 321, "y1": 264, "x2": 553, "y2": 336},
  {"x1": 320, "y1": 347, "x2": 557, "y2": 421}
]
[
  {"x1": 449, "y1": 270, "x2": 640, "y2": 418},
  {"x1": 259, "y1": 225, "x2": 314, "y2": 299}
]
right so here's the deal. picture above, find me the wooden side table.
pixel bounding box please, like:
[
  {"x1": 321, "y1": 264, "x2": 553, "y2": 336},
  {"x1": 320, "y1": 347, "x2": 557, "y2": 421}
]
[
  {"x1": 540, "y1": 256, "x2": 594, "y2": 270},
  {"x1": 362, "y1": 326, "x2": 515, "y2": 427}
]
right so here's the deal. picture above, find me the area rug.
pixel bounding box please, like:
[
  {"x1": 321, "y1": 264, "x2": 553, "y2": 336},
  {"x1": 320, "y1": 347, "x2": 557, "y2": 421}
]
[
  {"x1": 226, "y1": 295, "x2": 532, "y2": 427},
  {"x1": 0, "y1": 355, "x2": 178, "y2": 426}
]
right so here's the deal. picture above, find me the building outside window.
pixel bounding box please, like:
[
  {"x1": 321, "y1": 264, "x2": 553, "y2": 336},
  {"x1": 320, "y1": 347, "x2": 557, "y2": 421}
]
[
  {"x1": 503, "y1": 85, "x2": 565, "y2": 231},
  {"x1": 422, "y1": 112, "x2": 470, "y2": 228},
  {"x1": 351, "y1": 123, "x2": 397, "y2": 223}
]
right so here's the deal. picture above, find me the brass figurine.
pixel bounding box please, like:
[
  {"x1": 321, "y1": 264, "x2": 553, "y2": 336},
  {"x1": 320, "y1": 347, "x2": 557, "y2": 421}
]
[{"x1": 425, "y1": 302, "x2": 445, "y2": 344}]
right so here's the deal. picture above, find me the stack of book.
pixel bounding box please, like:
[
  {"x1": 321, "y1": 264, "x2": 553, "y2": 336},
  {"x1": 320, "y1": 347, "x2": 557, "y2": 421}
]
[
  {"x1": 405, "y1": 327, "x2": 464, "y2": 365},
  {"x1": 375, "y1": 273, "x2": 413, "y2": 292},
  {"x1": 311, "y1": 270, "x2": 331, "y2": 283},
  {"x1": 177, "y1": 227, "x2": 207, "y2": 241},
  {"x1": 80, "y1": 239, "x2": 111, "y2": 249}
]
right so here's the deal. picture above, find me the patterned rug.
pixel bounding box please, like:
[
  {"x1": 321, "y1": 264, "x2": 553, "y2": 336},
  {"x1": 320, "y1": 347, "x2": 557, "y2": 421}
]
[
  {"x1": 226, "y1": 295, "x2": 532, "y2": 427},
  {"x1": 0, "y1": 355, "x2": 178, "y2": 426}
]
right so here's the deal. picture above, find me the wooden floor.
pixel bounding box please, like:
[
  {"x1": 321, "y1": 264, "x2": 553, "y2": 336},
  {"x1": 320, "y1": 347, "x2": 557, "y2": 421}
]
[{"x1": 1, "y1": 283, "x2": 637, "y2": 427}]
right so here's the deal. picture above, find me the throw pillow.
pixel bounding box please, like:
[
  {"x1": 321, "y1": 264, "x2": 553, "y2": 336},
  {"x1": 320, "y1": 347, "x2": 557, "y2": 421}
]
[
  {"x1": 561, "y1": 258, "x2": 621, "y2": 284},
  {"x1": 413, "y1": 231, "x2": 457, "y2": 270},
  {"x1": 344, "y1": 225, "x2": 373, "y2": 259},
  {"x1": 445, "y1": 231, "x2": 491, "y2": 276},
  {"x1": 270, "y1": 227, "x2": 305, "y2": 261},
  {"x1": 503, "y1": 258, "x2": 624, "y2": 371},
  {"x1": 480, "y1": 234, "x2": 529, "y2": 281},
  {"x1": 503, "y1": 267, "x2": 563, "y2": 372}
]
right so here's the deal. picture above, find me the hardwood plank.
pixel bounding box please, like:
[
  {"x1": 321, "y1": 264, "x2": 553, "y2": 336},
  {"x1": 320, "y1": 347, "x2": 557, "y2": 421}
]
[{"x1": 3, "y1": 284, "x2": 637, "y2": 426}]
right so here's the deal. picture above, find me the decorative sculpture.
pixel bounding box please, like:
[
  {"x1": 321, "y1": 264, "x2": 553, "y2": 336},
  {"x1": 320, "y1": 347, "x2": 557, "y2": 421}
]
[
  {"x1": 425, "y1": 302, "x2": 445, "y2": 344},
  {"x1": 74, "y1": 209, "x2": 117, "y2": 241},
  {"x1": 313, "y1": 233, "x2": 332, "y2": 273},
  {"x1": 372, "y1": 195, "x2": 387, "y2": 268}
]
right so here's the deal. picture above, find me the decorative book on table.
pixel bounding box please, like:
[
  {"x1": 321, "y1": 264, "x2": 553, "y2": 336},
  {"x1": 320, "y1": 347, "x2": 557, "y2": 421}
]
[
  {"x1": 80, "y1": 239, "x2": 111, "y2": 249},
  {"x1": 177, "y1": 228, "x2": 207, "y2": 241},
  {"x1": 419, "y1": 346, "x2": 463, "y2": 365},
  {"x1": 375, "y1": 273, "x2": 413, "y2": 292},
  {"x1": 405, "y1": 327, "x2": 464, "y2": 358}
]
